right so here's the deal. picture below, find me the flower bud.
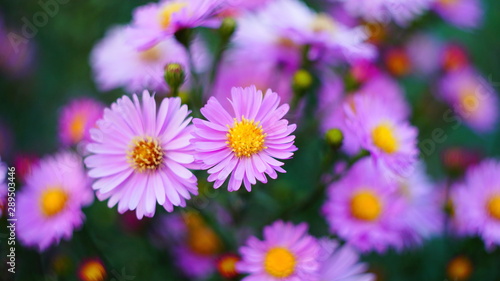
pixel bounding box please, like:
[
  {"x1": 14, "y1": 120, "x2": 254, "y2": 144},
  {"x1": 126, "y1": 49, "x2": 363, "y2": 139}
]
[
  {"x1": 219, "y1": 17, "x2": 237, "y2": 42},
  {"x1": 325, "y1": 128, "x2": 343, "y2": 149},
  {"x1": 164, "y1": 63, "x2": 186, "y2": 95},
  {"x1": 292, "y1": 69, "x2": 313, "y2": 92}
]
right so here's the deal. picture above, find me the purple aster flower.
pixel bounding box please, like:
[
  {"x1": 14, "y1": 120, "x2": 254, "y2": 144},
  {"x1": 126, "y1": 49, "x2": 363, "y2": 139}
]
[
  {"x1": 323, "y1": 158, "x2": 410, "y2": 253},
  {"x1": 438, "y1": 67, "x2": 498, "y2": 133},
  {"x1": 90, "y1": 26, "x2": 195, "y2": 93},
  {"x1": 452, "y1": 160, "x2": 500, "y2": 248},
  {"x1": 152, "y1": 212, "x2": 222, "y2": 278},
  {"x1": 321, "y1": 74, "x2": 411, "y2": 158},
  {"x1": 405, "y1": 33, "x2": 443, "y2": 76},
  {"x1": 318, "y1": 238, "x2": 375, "y2": 281},
  {"x1": 192, "y1": 86, "x2": 297, "y2": 191},
  {"x1": 396, "y1": 163, "x2": 444, "y2": 243},
  {"x1": 174, "y1": 245, "x2": 217, "y2": 278},
  {"x1": 344, "y1": 93, "x2": 418, "y2": 179},
  {"x1": 232, "y1": 0, "x2": 375, "y2": 69},
  {"x1": 84, "y1": 91, "x2": 198, "y2": 219},
  {"x1": 58, "y1": 97, "x2": 104, "y2": 147},
  {"x1": 0, "y1": 19, "x2": 35, "y2": 78},
  {"x1": 212, "y1": 56, "x2": 294, "y2": 105},
  {"x1": 237, "y1": 220, "x2": 320, "y2": 281},
  {"x1": 433, "y1": 0, "x2": 483, "y2": 29},
  {"x1": 17, "y1": 151, "x2": 93, "y2": 251},
  {"x1": 127, "y1": 0, "x2": 224, "y2": 50},
  {"x1": 336, "y1": 0, "x2": 433, "y2": 25},
  {"x1": 0, "y1": 158, "x2": 6, "y2": 218}
]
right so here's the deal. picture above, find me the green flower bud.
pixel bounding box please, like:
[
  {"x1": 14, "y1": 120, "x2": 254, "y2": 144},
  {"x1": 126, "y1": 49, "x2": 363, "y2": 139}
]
[{"x1": 325, "y1": 128, "x2": 343, "y2": 149}]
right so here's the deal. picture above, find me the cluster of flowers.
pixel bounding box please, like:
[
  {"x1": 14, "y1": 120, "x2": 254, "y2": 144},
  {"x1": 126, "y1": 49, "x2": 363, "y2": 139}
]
[{"x1": 0, "y1": 0, "x2": 499, "y2": 279}]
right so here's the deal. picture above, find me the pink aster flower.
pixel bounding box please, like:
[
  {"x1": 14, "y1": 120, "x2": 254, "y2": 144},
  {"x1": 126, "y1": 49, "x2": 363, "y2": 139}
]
[
  {"x1": 91, "y1": 26, "x2": 194, "y2": 93},
  {"x1": 17, "y1": 151, "x2": 93, "y2": 251},
  {"x1": 452, "y1": 160, "x2": 500, "y2": 248},
  {"x1": 237, "y1": 221, "x2": 320, "y2": 281},
  {"x1": 344, "y1": 93, "x2": 418, "y2": 179},
  {"x1": 192, "y1": 86, "x2": 297, "y2": 191},
  {"x1": 318, "y1": 238, "x2": 375, "y2": 281},
  {"x1": 438, "y1": 67, "x2": 498, "y2": 133},
  {"x1": 84, "y1": 91, "x2": 198, "y2": 219},
  {"x1": 127, "y1": 0, "x2": 224, "y2": 50},
  {"x1": 323, "y1": 158, "x2": 410, "y2": 253},
  {"x1": 433, "y1": 0, "x2": 483, "y2": 29},
  {"x1": 335, "y1": 0, "x2": 433, "y2": 25},
  {"x1": 58, "y1": 97, "x2": 104, "y2": 147}
]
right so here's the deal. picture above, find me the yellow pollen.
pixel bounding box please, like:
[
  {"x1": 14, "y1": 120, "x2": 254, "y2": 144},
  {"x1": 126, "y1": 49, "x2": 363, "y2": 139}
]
[
  {"x1": 80, "y1": 260, "x2": 106, "y2": 281},
  {"x1": 128, "y1": 136, "x2": 164, "y2": 172},
  {"x1": 40, "y1": 187, "x2": 68, "y2": 217},
  {"x1": 139, "y1": 45, "x2": 162, "y2": 62},
  {"x1": 158, "y1": 2, "x2": 187, "y2": 29},
  {"x1": 226, "y1": 117, "x2": 267, "y2": 158},
  {"x1": 264, "y1": 247, "x2": 296, "y2": 278},
  {"x1": 350, "y1": 190, "x2": 383, "y2": 221},
  {"x1": 486, "y1": 195, "x2": 500, "y2": 220},
  {"x1": 69, "y1": 114, "x2": 86, "y2": 143},
  {"x1": 311, "y1": 14, "x2": 336, "y2": 33},
  {"x1": 372, "y1": 123, "x2": 399, "y2": 154}
]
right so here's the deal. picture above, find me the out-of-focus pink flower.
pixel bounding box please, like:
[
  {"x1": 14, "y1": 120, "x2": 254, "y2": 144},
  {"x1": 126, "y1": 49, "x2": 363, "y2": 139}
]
[
  {"x1": 433, "y1": 0, "x2": 483, "y2": 29},
  {"x1": 17, "y1": 151, "x2": 93, "y2": 251},
  {"x1": 452, "y1": 160, "x2": 500, "y2": 248},
  {"x1": 237, "y1": 221, "x2": 320, "y2": 280},
  {"x1": 323, "y1": 158, "x2": 412, "y2": 253},
  {"x1": 438, "y1": 67, "x2": 498, "y2": 133},
  {"x1": 58, "y1": 97, "x2": 104, "y2": 147},
  {"x1": 127, "y1": 0, "x2": 224, "y2": 50}
]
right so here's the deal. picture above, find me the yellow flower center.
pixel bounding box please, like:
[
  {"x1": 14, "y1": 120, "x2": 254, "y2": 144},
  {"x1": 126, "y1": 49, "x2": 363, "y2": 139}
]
[
  {"x1": 80, "y1": 260, "x2": 106, "y2": 281},
  {"x1": 486, "y1": 195, "x2": 500, "y2": 220},
  {"x1": 158, "y1": 2, "x2": 187, "y2": 29},
  {"x1": 311, "y1": 14, "x2": 336, "y2": 33},
  {"x1": 69, "y1": 114, "x2": 86, "y2": 143},
  {"x1": 264, "y1": 247, "x2": 296, "y2": 278},
  {"x1": 226, "y1": 117, "x2": 267, "y2": 158},
  {"x1": 128, "y1": 137, "x2": 164, "y2": 172},
  {"x1": 372, "y1": 123, "x2": 399, "y2": 154},
  {"x1": 139, "y1": 45, "x2": 162, "y2": 62},
  {"x1": 350, "y1": 190, "x2": 383, "y2": 221},
  {"x1": 40, "y1": 187, "x2": 68, "y2": 217},
  {"x1": 459, "y1": 88, "x2": 479, "y2": 114}
]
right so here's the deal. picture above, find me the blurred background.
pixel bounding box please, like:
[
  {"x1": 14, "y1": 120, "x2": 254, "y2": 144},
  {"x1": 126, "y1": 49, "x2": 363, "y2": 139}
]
[{"x1": 1, "y1": 0, "x2": 500, "y2": 280}]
